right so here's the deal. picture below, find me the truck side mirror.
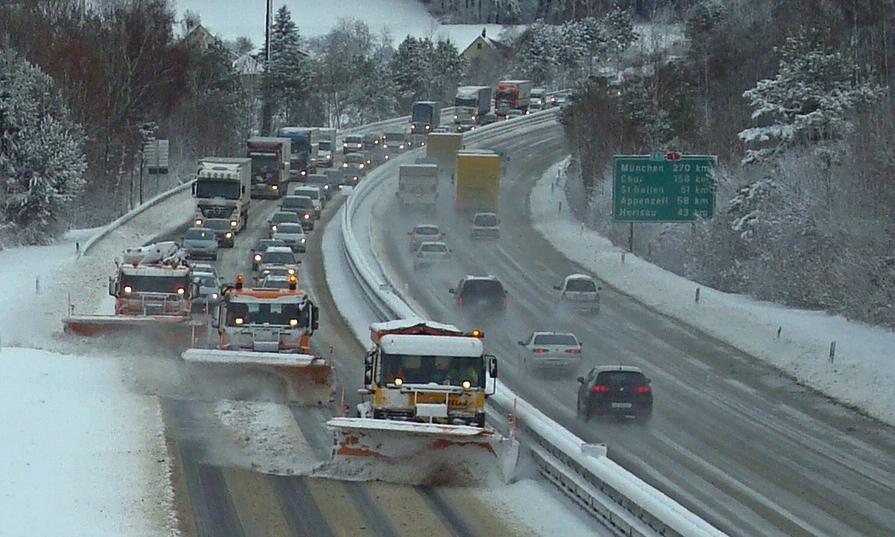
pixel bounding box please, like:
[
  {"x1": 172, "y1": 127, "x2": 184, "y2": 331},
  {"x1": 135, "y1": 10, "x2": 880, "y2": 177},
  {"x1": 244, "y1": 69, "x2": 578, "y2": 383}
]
[
  {"x1": 517, "y1": 340, "x2": 525, "y2": 346},
  {"x1": 552, "y1": 284, "x2": 561, "y2": 290},
  {"x1": 487, "y1": 355, "x2": 498, "y2": 378},
  {"x1": 191, "y1": 182, "x2": 197, "y2": 195},
  {"x1": 108, "y1": 277, "x2": 116, "y2": 297},
  {"x1": 311, "y1": 304, "x2": 320, "y2": 330},
  {"x1": 448, "y1": 288, "x2": 455, "y2": 294},
  {"x1": 242, "y1": 185, "x2": 246, "y2": 194}
]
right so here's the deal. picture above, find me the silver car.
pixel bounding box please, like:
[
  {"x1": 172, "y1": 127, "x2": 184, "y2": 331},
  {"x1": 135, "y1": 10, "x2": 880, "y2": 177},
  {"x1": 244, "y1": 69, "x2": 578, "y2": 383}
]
[
  {"x1": 272, "y1": 222, "x2": 307, "y2": 253},
  {"x1": 181, "y1": 227, "x2": 218, "y2": 260},
  {"x1": 259, "y1": 274, "x2": 292, "y2": 289},
  {"x1": 413, "y1": 241, "x2": 451, "y2": 270},
  {"x1": 518, "y1": 331, "x2": 582, "y2": 371},
  {"x1": 471, "y1": 212, "x2": 500, "y2": 240},
  {"x1": 258, "y1": 246, "x2": 300, "y2": 277},
  {"x1": 554, "y1": 274, "x2": 601, "y2": 313},
  {"x1": 191, "y1": 272, "x2": 221, "y2": 313},
  {"x1": 293, "y1": 186, "x2": 324, "y2": 216}
]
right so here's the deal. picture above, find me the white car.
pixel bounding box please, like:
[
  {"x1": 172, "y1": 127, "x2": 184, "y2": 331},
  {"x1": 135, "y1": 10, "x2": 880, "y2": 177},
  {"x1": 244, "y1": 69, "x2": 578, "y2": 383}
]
[
  {"x1": 471, "y1": 212, "x2": 499, "y2": 240},
  {"x1": 554, "y1": 274, "x2": 601, "y2": 313},
  {"x1": 408, "y1": 223, "x2": 444, "y2": 252},
  {"x1": 413, "y1": 241, "x2": 451, "y2": 270},
  {"x1": 272, "y1": 223, "x2": 307, "y2": 253},
  {"x1": 259, "y1": 274, "x2": 293, "y2": 289},
  {"x1": 517, "y1": 331, "x2": 582, "y2": 371},
  {"x1": 258, "y1": 246, "x2": 300, "y2": 277}
]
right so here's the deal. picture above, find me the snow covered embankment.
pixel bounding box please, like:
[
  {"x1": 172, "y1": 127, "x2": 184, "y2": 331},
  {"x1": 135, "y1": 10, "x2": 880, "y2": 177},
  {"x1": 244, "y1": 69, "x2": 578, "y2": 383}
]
[
  {"x1": 532, "y1": 157, "x2": 895, "y2": 426},
  {"x1": 0, "y1": 188, "x2": 195, "y2": 536}
]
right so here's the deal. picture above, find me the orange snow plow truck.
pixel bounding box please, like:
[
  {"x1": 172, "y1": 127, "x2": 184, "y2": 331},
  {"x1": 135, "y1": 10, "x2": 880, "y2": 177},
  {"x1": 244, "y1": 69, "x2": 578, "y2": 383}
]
[
  {"x1": 63, "y1": 241, "x2": 201, "y2": 345},
  {"x1": 181, "y1": 274, "x2": 333, "y2": 405},
  {"x1": 326, "y1": 320, "x2": 518, "y2": 485}
]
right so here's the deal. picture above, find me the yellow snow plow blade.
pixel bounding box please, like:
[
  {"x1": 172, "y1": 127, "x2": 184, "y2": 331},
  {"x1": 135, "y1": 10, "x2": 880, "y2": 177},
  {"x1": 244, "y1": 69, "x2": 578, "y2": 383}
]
[
  {"x1": 63, "y1": 315, "x2": 202, "y2": 346},
  {"x1": 323, "y1": 417, "x2": 518, "y2": 486},
  {"x1": 181, "y1": 349, "x2": 333, "y2": 405}
]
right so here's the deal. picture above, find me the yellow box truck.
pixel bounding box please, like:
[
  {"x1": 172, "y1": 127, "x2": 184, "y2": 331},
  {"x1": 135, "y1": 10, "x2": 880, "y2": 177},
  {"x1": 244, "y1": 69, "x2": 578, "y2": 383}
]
[
  {"x1": 426, "y1": 132, "x2": 463, "y2": 180},
  {"x1": 455, "y1": 149, "x2": 501, "y2": 213}
]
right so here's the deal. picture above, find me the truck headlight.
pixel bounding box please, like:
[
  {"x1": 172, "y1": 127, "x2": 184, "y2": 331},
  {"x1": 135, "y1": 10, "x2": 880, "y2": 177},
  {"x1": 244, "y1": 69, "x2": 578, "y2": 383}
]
[
  {"x1": 394, "y1": 377, "x2": 403, "y2": 386},
  {"x1": 271, "y1": 185, "x2": 278, "y2": 190},
  {"x1": 225, "y1": 232, "x2": 232, "y2": 239},
  {"x1": 254, "y1": 254, "x2": 262, "y2": 261},
  {"x1": 462, "y1": 380, "x2": 472, "y2": 390},
  {"x1": 123, "y1": 285, "x2": 133, "y2": 294},
  {"x1": 176, "y1": 287, "x2": 185, "y2": 296},
  {"x1": 194, "y1": 218, "x2": 203, "y2": 226},
  {"x1": 342, "y1": 163, "x2": 348, "y2": 168},
  {"x1": 289, "y1": 319, "x2": 298, "y2": 327},
  {"x1": 288, "y1": 268, "x2": 295, "y2": 275},
  {"x1": 300, "y1": 170, "x2": 307, "y2": 176},
  {"x1": 235, "y1": 317, "x2": 244, "y2": 325}
]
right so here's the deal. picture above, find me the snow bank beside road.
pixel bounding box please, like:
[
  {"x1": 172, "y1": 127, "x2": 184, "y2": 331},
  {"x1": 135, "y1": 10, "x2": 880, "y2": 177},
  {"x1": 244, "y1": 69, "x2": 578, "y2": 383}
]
[
  {"x1": 532, "y1": 157, "x2": 895, "y2": 425},
  {"x1": 0, "y1": 348, "x2": 177, "y2": 536}
]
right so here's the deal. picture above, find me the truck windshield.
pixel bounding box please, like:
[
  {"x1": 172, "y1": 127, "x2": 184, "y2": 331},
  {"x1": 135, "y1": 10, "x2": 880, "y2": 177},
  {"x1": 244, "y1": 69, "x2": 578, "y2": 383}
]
[
  {"x1": 380, "y1": 353, "x2": 484, "y2": 387},
  {"x1": 384, "y1": 133, "x2": 404, "y2": 142},
  {"x1": 120, "y1": 274, "x2": 190, "y2": 295},
  {"x1": 249, "y1": 153, "x2": 278, "y2": 177},
  {"x1": 455, "y1": 97, "x2": 477, "y2": 107},
  {"x1": 474, "y1": 214, "x2": 498, "y2": 226},
  {"x1": 195, "y1": 179, "x2": 241, "y2": 199},
  {"x1": 319, "y1": 141, "x2": 331, "y2": 151},
  {"x1": 411, "y1": 104, "x2": 433, "y2": 123},
  {"x1": 226, "y1": 301, "x2": 310, "y2": 327},
  {"x1": 495, "y1": 90, "x2": 514, "y2": 100}
]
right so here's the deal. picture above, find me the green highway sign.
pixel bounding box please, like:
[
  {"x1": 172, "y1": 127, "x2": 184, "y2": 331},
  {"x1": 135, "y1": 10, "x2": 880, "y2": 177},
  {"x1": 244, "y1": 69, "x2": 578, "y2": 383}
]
[{"x1": 612, "y1": 154, "x2": 717, "y2": 222}]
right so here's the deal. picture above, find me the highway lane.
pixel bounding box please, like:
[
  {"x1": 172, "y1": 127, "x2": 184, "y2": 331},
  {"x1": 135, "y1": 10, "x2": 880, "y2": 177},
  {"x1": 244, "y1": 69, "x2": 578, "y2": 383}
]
[
  {"x1": 361, "y1": 118, "x2": 895, "y2": 536},
  {"x1": 160, "y1": 177, "x2": 561, "y2": 537}
]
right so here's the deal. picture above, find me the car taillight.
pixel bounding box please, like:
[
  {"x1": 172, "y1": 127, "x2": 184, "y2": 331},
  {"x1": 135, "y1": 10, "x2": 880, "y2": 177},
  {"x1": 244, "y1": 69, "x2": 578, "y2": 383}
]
[
  {"x1": 457, "y1": 297, "x2": 464, "y2": 305},
  {"x1": 533, "y1": 348, "x2": 548, "y2": 353},
  {"x1": 565, "y1": 348, "x2": 580, "y2": 354},
  {"x1": 591, "y1": 384, "x2": 610, "y2": 393},
  {"x1": 635, "y1": 385, "x2": 651, "y2": 394}
]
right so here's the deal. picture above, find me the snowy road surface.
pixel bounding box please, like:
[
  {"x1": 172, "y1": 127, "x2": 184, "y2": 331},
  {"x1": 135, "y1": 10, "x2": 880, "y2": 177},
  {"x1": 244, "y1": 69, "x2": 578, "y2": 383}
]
[{"x1": 357, "y1": 117, "x2": 895, "y2": 536}]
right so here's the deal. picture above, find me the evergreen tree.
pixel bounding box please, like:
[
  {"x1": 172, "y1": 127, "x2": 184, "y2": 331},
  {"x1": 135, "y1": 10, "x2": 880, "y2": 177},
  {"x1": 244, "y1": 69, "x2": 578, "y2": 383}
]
[
  {"x1": 0, "y1": 50, "x2": 86, "y2": 245},
  {"x1": 264, "y1": 5, "x2": 311, "y2": 128},
  {"x1": 739, "y1": 32, "x2": 884, "y2": 164}
]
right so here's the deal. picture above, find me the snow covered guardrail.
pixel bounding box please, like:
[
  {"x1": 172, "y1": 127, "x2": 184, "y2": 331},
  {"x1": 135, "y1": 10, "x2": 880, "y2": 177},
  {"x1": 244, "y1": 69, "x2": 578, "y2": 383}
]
[
  {"x1": 338, "y1": 107, "x2": 457, "y2": 138},
  {"x1": 340, "y1": 108, "x2": 726, "y2": 537},
  {"x1": 81, "y1": 178, "x2": 195, "y2": 256}
]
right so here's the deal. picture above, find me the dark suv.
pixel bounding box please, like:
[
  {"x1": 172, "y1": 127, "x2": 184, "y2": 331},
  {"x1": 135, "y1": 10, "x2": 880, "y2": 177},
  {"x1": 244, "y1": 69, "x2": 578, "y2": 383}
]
[
  {"x1": 577, "y1": 366, "x2": 653, "y2": 421},
  {"x1": 449, "y1": 276, "x2": 507, "y2": 311}
]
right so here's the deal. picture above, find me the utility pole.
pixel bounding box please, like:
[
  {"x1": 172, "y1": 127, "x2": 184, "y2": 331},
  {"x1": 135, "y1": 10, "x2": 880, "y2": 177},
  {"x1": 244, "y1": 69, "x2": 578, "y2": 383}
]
[{"x1": 260, "y1": 0, "x2": 273, "y2": 135}]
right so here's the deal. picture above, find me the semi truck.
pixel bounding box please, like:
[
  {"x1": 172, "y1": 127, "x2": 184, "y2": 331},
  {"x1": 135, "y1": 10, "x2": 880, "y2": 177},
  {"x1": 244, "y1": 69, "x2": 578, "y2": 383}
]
[
  {"x1": 409, "y1": 101, "x2": 440, "y2": 140},
  {"x1": 397, "y1": 163, "x2": 439, "y2": 209},
  {"x1": 455, "y1": 149, "x2": 501, "y2": 213},
  {"x1": 276, "y1": 127, "x2": 319, "y2": 179},
  {"x1": 453, "y1": 86, "x2": 492, "y2": 125},
  {"x1": 192, "y1": 157, "x2": 251, "y2": 232},
  {"x1": 495, "y1": 80, "x2": 532, "y2": 116},
  {"x1": 247, "y1": 137, "x2": 291, "y2": 199}
]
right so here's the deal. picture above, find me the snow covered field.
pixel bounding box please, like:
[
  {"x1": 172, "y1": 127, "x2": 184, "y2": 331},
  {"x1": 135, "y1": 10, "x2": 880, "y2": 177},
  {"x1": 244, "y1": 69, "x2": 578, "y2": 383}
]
[
  {"x1": 0, "y1": 193, "x2": 194, "y2": 536},
  {"x1": 533, "y1": 157, "x2": 895, "y2": 426},
  {"x1": 177, "y1": 0, "x2": 514, "y2": 49}
]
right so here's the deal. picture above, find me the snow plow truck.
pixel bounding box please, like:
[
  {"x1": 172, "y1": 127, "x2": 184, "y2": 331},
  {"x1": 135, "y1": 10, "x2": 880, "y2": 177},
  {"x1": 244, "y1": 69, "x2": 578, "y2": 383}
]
[
  {"x1": 181, "y1": 274, "x2": 333, "y2": 405},
  {"x1": 63, "y1": 241, "x2": 202, "y2": 345},
  {"x1": 326, "y1": 320, "x2": 518, "y2": 485}
]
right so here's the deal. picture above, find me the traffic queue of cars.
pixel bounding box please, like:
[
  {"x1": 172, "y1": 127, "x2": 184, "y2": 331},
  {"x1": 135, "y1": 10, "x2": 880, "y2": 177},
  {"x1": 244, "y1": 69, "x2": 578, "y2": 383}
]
[{"x1": 407, "y1": 216, "x2": 652, "y2": 422}]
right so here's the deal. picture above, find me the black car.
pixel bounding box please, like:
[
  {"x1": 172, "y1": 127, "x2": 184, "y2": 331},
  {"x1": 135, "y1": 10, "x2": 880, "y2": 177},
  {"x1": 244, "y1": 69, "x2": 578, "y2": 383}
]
[
  {"x1": 577, "y1": 366, "x2": 653, "y2": 421},
  {"x1": 250, "y1": 238, "x2": 287, "y2": 271},
  {"x1": 449, "y1": 276, "x2": 507, "y2": 311},
  {"x1": 204, "y1": 218, "x2": 235, "y2": 248}
]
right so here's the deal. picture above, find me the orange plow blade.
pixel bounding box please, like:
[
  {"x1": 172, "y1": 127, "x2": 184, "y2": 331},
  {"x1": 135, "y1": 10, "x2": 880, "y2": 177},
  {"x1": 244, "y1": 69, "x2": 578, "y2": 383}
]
[
  {"x1": 63, "y1": 315, "x2": 202, "y2": 347},
  {"x1": 322, "y1": 417, "x2": 519, "y2": 486}
]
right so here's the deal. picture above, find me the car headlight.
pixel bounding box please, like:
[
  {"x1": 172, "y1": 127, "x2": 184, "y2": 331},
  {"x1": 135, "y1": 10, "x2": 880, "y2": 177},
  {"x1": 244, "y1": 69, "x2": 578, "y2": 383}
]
[
  {"x1": 271, "y1": 185, "x2": 278, "y2": 190},
  {"x1": 453, "y1": 115, "x2": 458, "y2": 120},
  {"x1": 384, "y1": 154, "x2": 389, "y2": 160},
  {"x1": 359, "y1": 163, "x2": 364, "y2": 169},
  {"x1": 287, "y1": 268, "x2": 295, "y2": 275},
  {"x1": 425, "y1": 124, "x2": 430, "y2": 130},
  {"x1": 326, "y1": 154, "x2": 332, "y2": 160},
  {"x1": 229, "y1": 220, "x2": 238, "y2": 228},
  {"x1": 342, "y1": 163, "x2": 348, "y2": 168},
  {"x1": 194, "y1": 219, "x2": 203, "y2": 226},
  {"x1": 323, "y1": 184, "x2": 329, "y2": 190},
  {"x1": 123, "y1": 285, "x2": 133, "y2": 294},
  {"x1": 254, "y1": 254, "x2": 261, "y2": 261},
  {"x1": 225, "y1": 232, "x2": 232, "y2": 239},
  {"x1": 271, "y1": 225, "x2": 277, "y2": 231},
  {"x1": 211, "y1": 293, "x2": 219, "y2": 300},
  {"x1": 303, "y1": 214, "x2": 310, "y2": 220},
  {"x1": 299, "y1": 237, "x2": 306, "y2": 243},
  {"x1": 263, "y1": 270, "x2": 270, "y2": 275}
]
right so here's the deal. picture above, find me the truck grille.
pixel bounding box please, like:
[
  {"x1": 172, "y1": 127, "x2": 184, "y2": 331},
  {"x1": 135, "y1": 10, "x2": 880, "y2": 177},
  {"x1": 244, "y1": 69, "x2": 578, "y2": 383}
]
[{"x1": 203, "y1": 206, "x2": 233, "y2": 218}]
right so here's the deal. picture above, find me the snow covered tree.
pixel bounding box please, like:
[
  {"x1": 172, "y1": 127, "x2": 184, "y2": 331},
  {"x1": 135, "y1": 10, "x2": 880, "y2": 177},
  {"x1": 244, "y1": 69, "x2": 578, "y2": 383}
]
[
  {"x1": 512, "y1": 22, "x2": 559, "y2": 84},
  {"x1": 738, "y1": 32, "x2": 884, "y2": 165},
  {"x1": 431, "y1": 40, "x2": 467, "y2": 103},
  {"x1": 0, "y1": 50, "x2": 86, "y2": 245},
  {"x1": 391, "y1": 36, "x2": 465, "y2": 106},
  {"x1": 263, "y1": 5, "x2": 311, "y2": 129}
]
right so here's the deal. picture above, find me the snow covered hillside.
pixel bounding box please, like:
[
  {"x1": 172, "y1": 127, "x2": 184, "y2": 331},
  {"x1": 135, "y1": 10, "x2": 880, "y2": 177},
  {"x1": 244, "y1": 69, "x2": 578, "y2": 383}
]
[
  {"x1": 533, "y1": 157, "x2": 895, "y2": 426},
  {"x1": 0, "y1": 193, "x2": 194, "y2": 536},
  {"x1": 177, "y1": 0, "x2": 514, "y2": 48}
]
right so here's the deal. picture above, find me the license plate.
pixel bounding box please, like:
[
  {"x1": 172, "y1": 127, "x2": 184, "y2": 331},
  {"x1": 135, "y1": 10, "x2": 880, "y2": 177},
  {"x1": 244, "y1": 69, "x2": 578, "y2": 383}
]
[{"x1": 611, "y1": 402, "x2": 632, "y2": 409}]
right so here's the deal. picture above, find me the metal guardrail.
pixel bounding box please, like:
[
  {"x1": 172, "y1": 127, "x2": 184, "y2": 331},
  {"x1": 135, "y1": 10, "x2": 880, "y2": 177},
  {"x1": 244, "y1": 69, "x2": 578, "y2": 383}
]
[
  {"x1": 339, "y1": 108, "x2": 726, "y2": 537},
  {"x1": 80, "y1": 178, "x2": 195, "y2": 256}
]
